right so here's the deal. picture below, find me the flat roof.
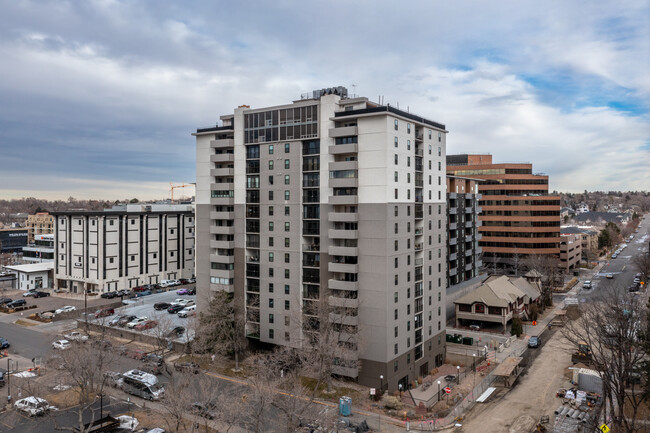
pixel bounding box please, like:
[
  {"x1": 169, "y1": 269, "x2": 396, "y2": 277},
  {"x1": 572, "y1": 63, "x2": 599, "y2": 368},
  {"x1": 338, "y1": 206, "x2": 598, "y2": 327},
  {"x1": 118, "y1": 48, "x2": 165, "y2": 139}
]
[
  {"x1": 4, "y1": 262, "x2": 54, "y2": 273},
  {"x1": 50, "y1": 210, "x2": 192, "y2": 216},
  {"x1": 493, "y1": 357, "x2": 523, "y2": 377}
]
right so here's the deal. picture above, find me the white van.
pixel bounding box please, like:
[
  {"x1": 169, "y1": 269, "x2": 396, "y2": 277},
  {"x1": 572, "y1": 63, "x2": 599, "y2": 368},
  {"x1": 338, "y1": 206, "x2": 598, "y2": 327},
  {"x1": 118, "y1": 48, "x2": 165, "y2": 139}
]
[
  {"x1": 159, "y1": 280, "x2": 174, "y2": 288},
  {"x1": 14, "y1": 397, "x2": 50, "y2": 416},
  {"x1": 118, "y1": 369, "x2": 164, "y2": 401}
]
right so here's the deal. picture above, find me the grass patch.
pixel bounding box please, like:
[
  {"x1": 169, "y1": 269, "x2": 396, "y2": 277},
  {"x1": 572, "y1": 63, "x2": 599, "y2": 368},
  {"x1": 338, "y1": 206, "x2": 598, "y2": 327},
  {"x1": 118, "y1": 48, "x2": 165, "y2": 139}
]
[
  {"x1": 45, "y1": 388, "x2": 82, "y2": 409},
  {"x1": 14, "y1": 319, "x2": 38, "y2": 327},
  {"x1": 299, "y1": 376, "x2": 359, "y2": 401}
]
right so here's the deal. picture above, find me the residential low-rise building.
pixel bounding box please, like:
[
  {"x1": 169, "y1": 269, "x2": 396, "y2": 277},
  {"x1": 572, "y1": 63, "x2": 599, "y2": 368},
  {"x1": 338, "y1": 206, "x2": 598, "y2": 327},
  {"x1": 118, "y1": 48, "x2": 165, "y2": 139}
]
[
  {"x1": 454, "y1": 275, "x2": 541, "y2": 331},
  {"x1": 53, "y1": 204, "x2": 195, "y2": 294},
  {"x1": 561, "y1": 226, "x2": 598, "y2": 262},
  {"x1": 22, "y1": 234, "x2": 54, "y2": 263},
  {"x1": 26, "y1": 213, "x2": 54, "y2": 244}
]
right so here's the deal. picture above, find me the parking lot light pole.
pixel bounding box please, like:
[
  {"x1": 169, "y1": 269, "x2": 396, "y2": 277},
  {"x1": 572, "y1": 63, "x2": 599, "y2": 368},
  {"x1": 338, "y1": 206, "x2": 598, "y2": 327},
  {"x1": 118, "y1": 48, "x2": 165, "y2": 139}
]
[
  {"x1": 437, "y1": 380, "x2": 441, "y2": 402},
  {"x1": 456, "y1": 365, "x2": 460, "y2": 385},
  {"x1": 7, "y1": 358, "x2": 11, "y2": 405}
]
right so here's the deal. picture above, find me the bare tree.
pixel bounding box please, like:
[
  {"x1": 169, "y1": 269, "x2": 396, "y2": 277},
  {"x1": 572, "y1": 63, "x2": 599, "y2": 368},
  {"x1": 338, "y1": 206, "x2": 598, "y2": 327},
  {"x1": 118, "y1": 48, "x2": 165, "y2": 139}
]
[
  {"x1": 194, "y1": 291, "x2": 247, "y2": 370},
  {"x1": 631, "y1": 251, "x2": 650, "y2": 279},
  {"x1": 523, "y1": 254, "x2": 561, "y2": 307},
  {"x1": 561, "y1": 287, "x2": 648, "y2": 432}
]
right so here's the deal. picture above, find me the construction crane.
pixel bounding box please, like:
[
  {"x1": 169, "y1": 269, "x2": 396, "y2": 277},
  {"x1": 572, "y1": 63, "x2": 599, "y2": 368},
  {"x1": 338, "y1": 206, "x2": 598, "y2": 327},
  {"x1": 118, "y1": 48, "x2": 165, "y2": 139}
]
[{"x1": 169, "y1": 183, "x2": 196, "y2": 203}]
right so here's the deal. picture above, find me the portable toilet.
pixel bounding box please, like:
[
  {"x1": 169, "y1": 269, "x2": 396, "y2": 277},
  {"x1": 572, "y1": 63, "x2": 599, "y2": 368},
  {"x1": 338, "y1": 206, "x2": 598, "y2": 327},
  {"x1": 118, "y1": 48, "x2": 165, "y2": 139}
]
[{"x1": 339, "y1": 396, "x2": 352, "y2": 416}]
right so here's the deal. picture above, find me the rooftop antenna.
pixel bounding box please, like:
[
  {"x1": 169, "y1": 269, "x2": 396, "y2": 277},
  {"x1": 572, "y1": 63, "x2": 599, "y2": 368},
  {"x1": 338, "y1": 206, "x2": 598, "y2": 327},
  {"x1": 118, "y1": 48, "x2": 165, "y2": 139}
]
[{"x1": 351, "y1": 84, "x2": 357, "y2": 98}]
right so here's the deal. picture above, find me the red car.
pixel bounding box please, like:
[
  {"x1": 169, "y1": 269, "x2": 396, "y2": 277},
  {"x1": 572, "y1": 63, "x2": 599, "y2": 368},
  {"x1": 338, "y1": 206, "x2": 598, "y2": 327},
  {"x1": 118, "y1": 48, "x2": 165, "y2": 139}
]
[
  {"x1": 94, "y1": 307, "x2": 115, "y2": 318},
  {"x1": 135, "y1": 320, "x2": 158, "y2": 331},
  {"x1": 132, "y1": 286, "x2": 147, "y2": 292}
]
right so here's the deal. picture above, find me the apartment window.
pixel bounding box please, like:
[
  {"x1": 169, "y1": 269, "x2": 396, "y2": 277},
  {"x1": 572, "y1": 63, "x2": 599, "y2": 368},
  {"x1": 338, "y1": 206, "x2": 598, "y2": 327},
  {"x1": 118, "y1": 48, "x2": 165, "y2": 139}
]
[
  {"x1": 429, "y1": 296, "x2": 432, "y2": 306},
  {"x1": 394, "y1": 154, "x2": 398, "y2": 165},
  {"x1": 394, "y1": 326, "x2": 398, "y2": 337},
  {"x1": 269, "y1": 298, "x2": 274, "y2": 308},
  {"x1": 394, "y1": 189, "x2": 398, "y2": 199},
  {"x1": 285, "y1": 159, "x2": 290, "y2": 169},
  {"x1": 394, "y1": 205, "x2": 398, "y2": 217},
  {"x1": 285, "y1": 143, "x2": 290, "y2": 153},
  {"x1": 394, "y1": 119, "x2": 398, "y2": 130},
  {"x1": 269, "y1": 191, "x2": 274, "y2": 200},
  {"x1": 285, "y1": 300, "x2": 290, "y2": 310},
  {"x1": 407, "y1": 190, "x2": 411, "y2": 199},
  {"x1": 269, "y1": 160, "x2": 274, "y2": 169},
  {"x1": 407, "y1": 139, "x2": 411, "y2": 150},
  {"x1": 438, "y1": 146, "x2": 441, "y2": 156},
  {"x1": 428, "y1": 144, "x2": 432, "y2": 155},
  {"x1": 394, "y1": 275, "x2": 398, "y2": 285},
  {"x1": 438, "y1": 291, "x2": 441, "y2": 301},
  {"x1": 269, "y1": 144, "x2": 274, "y2": 154},
  {"x1": 284, "y1": 222, "x2": 290, "y2": 232},
  {"x1": 407, "y1": 206, "x2": 410, "y2": 216},
  {"x1": 429, "y1": 191, "x2": 432, "y2": 199},
  {"x1": 285, "y1": 206, "x2": 290, "y2": 216},
  {"x1": 438, "y1": 248, "x2": 441, "y2": 258},
  {"x1": 394, "y1": 223, "x2": 398, "y2": 234},
  {"x1": 438, "y1": 234, "x2": 441, "y2": 243},
  {"x1": 407, "y1": 222, "x2": 411, "y2": 232},
  {"x1": 269, "y1": 268, "x2": 274, "y2": 277},
  {"x1": 438, "y1": 306, "x2": 441, "y2": 316},
  {"x1": 428, "y1": 129, "x2": 432, "y2": 139},
  {"x1": 284, "y1": 253, "x2": 290, "y2": 263},
  {"x1": 284, "y1": 269, "x2": 290, "y2": 278},
  {"x1": 438, "y1": 161, "x2": 441, "y2": 171},
  {"x1": 429, "y1": 326, "x2": 432, "y2": 336},
  {"x1": 429, "y1": 221, "x2": 432, "y2": 230},
  {"x1": 429, "y1": 160, "x2": 432, "y2": 170},
  {"x1": 394, "y1": 361, "x2": 398, "y2": 372},
  {"x1": 394, "y1": 137, "x2": 398, "y2": 148},
  {"x1": 285, "y1": 284, "x2": 290, "y2": 294},
  {"x1": 284, "y1": 175, "x2": 290, "y2": 185},
  {"x1": 407, "y1": 287, "x2": 411, "y2": 298},
  {"x1": 109, "y1": 220, "x2": 114, "y2": 226},
  {"x1": 438, "y1": 132, "x2": 441, "y2": 142},
  {"x1": 285, "y1": 316, "x2": 290, "y2": 326},
  {"x1": 269, "y1": 329, "x2": 274, "y2": 339},
  {"x1": 407, "y1": 156, "x2": 411, "y2": 167},
  {"x1": 269, "y1": 313, "x2": 274, "y2": 324},
  {"x1": 269, "y1": 222, "x2": 274, "y2": 231},
  {"x1": 407, "y1": 173, "x2": 411, "y2": 183},
  {"x1": 394, "y1": 343, "x2": 398, "y2": 354},
  {"x1": 269, "y1": 206, "x2": 274, "y2": 216},
  {"x1": 284, "y1": 191, "x2": 290, "y2": 200},
  {"x1": 269, "y1": 283, "x2": 274, "y2": 293},
  {"x1": 429, "y1": 266, "x2": 432, "y2": 275},
  {"x1": 394, "y1": 240, "x2": 398, "y2": 251},
  {"x1": 438, "y1": 205, "x2": 441, "y2": 214},
  {"x1": 407, "y1": 255, "x2": 411, "y2": 265},
  {"x1": 269, "y1": 237, "x2": 274, "y2": 247},
  {"x1": 407, "y1": 354, "x2": 411, "y2": 364},
  {"x1": 394, "y1": 258, "x2": 398, "y2": 268},
  {"x1": 438, "y1": 220, "x2": 441, "y2": 229},
  {"x1": 407, "y1": 239, "x2": 411, "y2": 248},
  {"x1": 429, "y1": 175, "x2": 432, "y2": 185},
  {"x1": 394, "y1": 171, "x2": 398, "y2": 182},
  {"x1": 284, "y1": 237, "x2": 290, "y2": 247},
  {"x1": 152, "y1": 253, "x2": 157, "y2": 259},
  {"x1": 269, "y1": 252, "x2": 274, "y2": 262},
  {"x1": 109, "y1": 258, "x2": 114, "y2": 264},
  {"x1": 438, "y1": 321, "x2": 441, "y2": 331},
  {"x1": 285, "y1": 332, "x2": 290, "y2": 342},
  {"x1": 394, "y1": 292, "x2": 398, "y2": 303}
]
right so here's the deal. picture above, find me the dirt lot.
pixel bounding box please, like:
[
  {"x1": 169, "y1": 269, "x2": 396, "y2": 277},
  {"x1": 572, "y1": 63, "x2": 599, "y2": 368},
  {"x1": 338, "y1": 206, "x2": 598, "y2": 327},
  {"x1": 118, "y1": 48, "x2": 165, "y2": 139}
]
[{"x1": 457, "y1": 328, "x2": 574, "y2": 433}]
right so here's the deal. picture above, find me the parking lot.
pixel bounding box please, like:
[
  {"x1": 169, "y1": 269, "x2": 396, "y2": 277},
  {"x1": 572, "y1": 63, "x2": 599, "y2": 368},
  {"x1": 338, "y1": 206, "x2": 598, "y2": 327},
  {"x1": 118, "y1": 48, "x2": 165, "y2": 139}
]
[{"x1": 90, "y1": 289, "x2": 196, "y2": 339}]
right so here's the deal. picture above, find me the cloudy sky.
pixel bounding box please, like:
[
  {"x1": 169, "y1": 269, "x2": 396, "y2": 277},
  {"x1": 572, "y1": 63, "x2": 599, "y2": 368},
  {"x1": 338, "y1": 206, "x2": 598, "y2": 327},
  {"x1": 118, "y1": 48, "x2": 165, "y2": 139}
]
[{"x1": 1, "y1": 0, "x2": 648, "y2": 200}]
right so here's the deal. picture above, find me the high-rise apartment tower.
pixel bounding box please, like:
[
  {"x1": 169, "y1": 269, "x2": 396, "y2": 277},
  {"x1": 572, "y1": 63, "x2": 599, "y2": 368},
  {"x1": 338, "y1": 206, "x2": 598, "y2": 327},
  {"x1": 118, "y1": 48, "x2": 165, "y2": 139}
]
[{"x1": 194, "y1": 88, "x2": 448, "y2": 390}]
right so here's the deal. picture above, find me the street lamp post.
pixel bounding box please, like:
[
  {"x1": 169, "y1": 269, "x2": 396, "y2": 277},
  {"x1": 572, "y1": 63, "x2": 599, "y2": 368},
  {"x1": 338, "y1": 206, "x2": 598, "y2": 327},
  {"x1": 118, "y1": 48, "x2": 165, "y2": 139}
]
[
  {"x1": 379, "y1": 375, "x2": 384, "y2": 396},
  {"x1": 473, "y1": 354, "x2": 476, "y2": 387},
  {"x1": 6, "y1": 358, "x2": 12, "y2": 405},
  {"x1": 437, "y1": 380, "x2": 441, "y2": 402},
  {"x1": 456, "y1": 365, "x2": 460, "y2": 385},
  {"x1": 398, "y1": 383, "x2": 402, "y2": 400}
]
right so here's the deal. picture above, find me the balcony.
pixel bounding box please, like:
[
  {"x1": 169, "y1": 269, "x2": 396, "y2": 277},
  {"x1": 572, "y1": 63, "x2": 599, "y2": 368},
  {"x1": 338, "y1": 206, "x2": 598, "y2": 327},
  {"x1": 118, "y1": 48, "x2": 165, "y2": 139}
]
[
  {"x1": 210, "y1": 183, "x2": 234, "y2": 192},
  {"x1": 210, "y1": 167, "x2": 234, "y2": 177},
  {"x1": 213, "y1": 254, "x2": 235, "y2": 264},
  {"x1": 328, "y1": 295, "x2": 359, "y2": 309},
  {"x1": 328, "y1": 161, "x2": 358, "y2": 171},
  {"x1": 332, "y1": 364, "x2": 359, "y2": 378},
  {"x1": 328, "y1": 279, "x2": 358, "y2": 291},
  {"x1": 210, "y1": 196, "x2": 234, "y2": 206},
  {"x1": 210, "y1": 240, "x2": 234, "y2": 249},
  {"x1": 329, "y1": 229, "x2": 358, "y2": 239},
  {"x1": 414, "y1": 243, "x2": 423, "y2": 251},
  {"x1": 449, "y1": 267, "x2": 457, "y2": 277},
  {"x1": 210, "y1": 153, "x2": 234, "y2": 163},
  {"x1": 210, "y1": 211, "x2": 234, "y2": 220},
  {"x1": 449, "y1": 223, "x2": 457, "y2": 230},
  {"x1": 449, "y1": 208, "x2": 457, "y2": 215},
  {"x1": 329, "y1": 143, "x2": 358, "y2": 155},
  {"x1": 465, "y1": 263, "x2": 474, "y2": 271},
  {"x1": 210, "y1": 138, "x2": 234, "y2": 148},
  {"x1": 328, "y1": 212, "x2": 358, "y2": 222},
  {"x1": 475, "y1": 233, "x2": 483, "y2": 241},
  {"x1": 328, "y1": 262, "x2": 359, "y2": 273},
  {"x1": 329, "y1": 313, "x2": 358, "y2": 327},
  {"x1": 246, "y1": 256, "x2": 260, "y2": 264},
  {"x1": 414, "y1": 228, "x2": 423, "y2": 235},
  {"x1": 329, "y1": 195, "x2": 358, "y2": 205},
  {"x1": 329, "y1": 178, "x2": 358, "y2": 188},
  {"x1": 466, "y1": 249, "x2": 473, "y2": 257},
  {"x1": 245, "y1": 323, "x2": 260, "y2": 339},
  {"x1": 328, "y1": 246, "x2": 358, "y2": 257},
  {"x1": 465, "y1": 207, "x2": 473, "y2": 214},
  {"x1": 449, "y1": 237, "x2": 457, "y2": 245},
  {"x1": 449, "y1": 253, "x2": 457, "y2": 261},
  {"x1": 303, "y1": 243, "x2": 321, "y2": 252},
  {"x1": 210, "y1": 268, "x2": 234, "y2": 279},
  {"x1": 329, "y1": 126, "x2": 358, "y2": 138}
]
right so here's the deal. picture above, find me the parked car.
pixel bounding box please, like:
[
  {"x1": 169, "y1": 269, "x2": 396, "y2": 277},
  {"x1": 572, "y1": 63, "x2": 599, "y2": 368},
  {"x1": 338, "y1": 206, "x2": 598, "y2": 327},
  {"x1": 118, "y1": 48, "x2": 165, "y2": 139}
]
[
  {"x1": 14, "y1": 397, "x2": 51, "y2": 416},
  {"x1": 103, "y1": 371, "x2": 122, "y2": 388},
  {"x1": 0, "y1": 338, "x2": 10, "y2": 349},
  {"x1": 135, "y1": 290, "x2": 152, "y2": 297},
  {"x1": 135, "y1": 320, "x2": 158, "y2": 331},
  {"x1": 132, "y1": 286, "x2": 147, "y2": 292},
  {"x1": 22, "y1": 291, "x2": 37, "y2": 297},
  {"x1": 167, "y1": 326, "x2": 185, "y2": 338},
  {"x1": 188, "y1": 288, "x2": 196, "y2": 295},
  {"x1": 0, "y1": 372, "x2": 5, "y2": 387},
  {"x1": 154, "y1": 302, "x2": 171, "y2": 311},
  {"x1": 109, "y1": 315, "x2": 125, "y2": 326},
  {"x1": 142, "y1": 353, "x2": 164, "y2": 366},
  {"x1": 127, "y1": 317, "x2": 149, "y2": 329},
  {"x1": 178, "y1": 305, "x2": 196, "y2": 318},
  {"x1": 64, "y1": 332, "x2": 88, "y2": 342},
  {"x1": 179, "y1": 278, "x2": 191, "y2": 285},
  {"x1": 174, "y1": 361, "x2": 200, "y2": 374},
  {"x1": 582, "y1": 280, "x2": 592, "y2": 289},
  {"x1": 159, "y1": 280, "x2": 174, "y2": 288},
  {"x1": 55, "y1": 306, "x2": 76, "y2": 314},
  {"x1": 100, "y1": 291, "x2": 117, "y2": 299},
  {"x1": 188, "y1": 277, "x2": 196, "y2": 284},
  {"x1": 7, "y1": 299, "x2": 26, "y2": 308},
  {"x1": 33, "y1": 291, "x2": 50, "y2": 298},
  {"x1": 117, "y1": 289, "x2": 132, "y2": 297},
  {"x1": 176, "y1": 288, "x2": 190, "y2": 295},
  {"x1": 124, "y1": 348, "x2": 147, "y2": 360},
  {"x1": 528, "y1": 336, "x2": 541, "y2": 348},
  {"x1": 167, "y1": 304, "x2": 184, "y2": 314},
  {"x1": 95, "y1": 307, "x2": 115, "y2": 318},
  {"x1": 606, "y1": 273, "x2": 614, "y2": 279},
  {"x1": 469, "y1": 323, "x2": 481, "y2": 331},
  {"x1": 0, "y1": 298, "x2": 12, "y2": 305},
  {"x1": 117, "y1": 315, "x2": 137, "y2": 327},
  {"x1": 190, "y1": 402, "x2": 217, "y2": 420},
  {"x1": 52, "y1": 340, "x2": 71, "y2": 350}
]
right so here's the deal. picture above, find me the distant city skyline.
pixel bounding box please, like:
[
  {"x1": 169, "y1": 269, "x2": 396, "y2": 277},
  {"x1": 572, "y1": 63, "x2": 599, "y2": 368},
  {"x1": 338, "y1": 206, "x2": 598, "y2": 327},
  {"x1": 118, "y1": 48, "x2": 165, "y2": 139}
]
[{"x1": 0, "y1": 1, "x2": 648, "y2": 200}]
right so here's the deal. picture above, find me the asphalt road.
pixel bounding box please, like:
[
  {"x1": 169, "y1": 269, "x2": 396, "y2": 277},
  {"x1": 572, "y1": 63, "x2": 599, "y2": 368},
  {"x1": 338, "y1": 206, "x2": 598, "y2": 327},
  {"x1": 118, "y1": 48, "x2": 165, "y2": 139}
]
[{"x1": 0, "y1": 321, "x2": 52, "y2": 367}]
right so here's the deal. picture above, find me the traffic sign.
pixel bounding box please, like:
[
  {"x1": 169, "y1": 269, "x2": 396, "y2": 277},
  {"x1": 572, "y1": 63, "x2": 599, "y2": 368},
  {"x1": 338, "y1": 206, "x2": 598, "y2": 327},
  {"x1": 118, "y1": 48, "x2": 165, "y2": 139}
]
[
  {"x1": 599, "y1": 424, "x2": 610, "y2": 433},
  {"x1": 444, "y1": 387, "x2": 451, "y2": 394}
]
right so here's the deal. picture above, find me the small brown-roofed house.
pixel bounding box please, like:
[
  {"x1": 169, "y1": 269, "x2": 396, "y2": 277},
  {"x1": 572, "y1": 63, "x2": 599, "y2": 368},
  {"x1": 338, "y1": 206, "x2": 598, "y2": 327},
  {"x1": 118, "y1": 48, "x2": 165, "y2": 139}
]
[{"x1": 454, "y1": 275, "x2": 541, "y2": 331}]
